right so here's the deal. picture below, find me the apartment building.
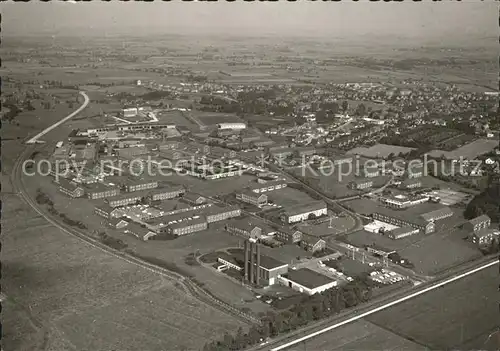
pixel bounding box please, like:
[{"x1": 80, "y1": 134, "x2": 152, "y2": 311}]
[
  {"x1": 464, "y1": 214, "x2": 491, "y2": 233},
  {"x1": 58, "y1": 178, "x2": 85, "y2": 198},
  {"x1": 167, "y1": 217, "x2": 208, "y2": 236},
  {"x1": 147, "y1": 186, "x2": 185, "y2": 201}
]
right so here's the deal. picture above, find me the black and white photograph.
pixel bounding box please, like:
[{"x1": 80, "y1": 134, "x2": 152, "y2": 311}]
[{"x1": 1, "y1": 1, "x2": 499, "y2": 351}]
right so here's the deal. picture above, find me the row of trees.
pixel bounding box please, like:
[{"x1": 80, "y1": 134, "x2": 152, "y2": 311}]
[{"x1": 203, "y1": 276, "x2": 374, "y2": 351}]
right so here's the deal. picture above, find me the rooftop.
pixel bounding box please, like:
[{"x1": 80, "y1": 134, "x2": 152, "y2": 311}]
[
  {"x1": 469, "y1": 214, "x2": 491, "y2": 226},
  {"x1": 168, "y1": 216, "x2": 207, "y2": 230},
  {"x1": 283, "y1": 268, "x2": 334, "y2": 289},
  {"x1": 283, "y1": 200, "x2": 327, "y2": 217}
]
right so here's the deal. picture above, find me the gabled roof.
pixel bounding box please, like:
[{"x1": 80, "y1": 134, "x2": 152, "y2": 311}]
[
  {"x1": 420, "y1": 207, "x2": 454, "y2": 222},
  {"x1": 301, "y1": 235, "x2": 325, "y2": 246},
  {"x1": 469, "y1": 214, "x2": 491, "y2": 226},
  {"x1": 284, "y1": 201, "x2": 327, "y2": 217}
]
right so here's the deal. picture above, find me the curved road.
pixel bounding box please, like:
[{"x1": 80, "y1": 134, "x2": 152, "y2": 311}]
[
  {"x1": 14, "y1": 95, "x2": 260, "y2": 327},
  {"x1": 26, "y1": 91, "x2": 90, "y2": 144}
]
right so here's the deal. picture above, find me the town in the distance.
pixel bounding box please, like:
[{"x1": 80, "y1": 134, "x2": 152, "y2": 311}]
[{"x1": 2, "y1": 12, "x2": 499, "y2": 351}]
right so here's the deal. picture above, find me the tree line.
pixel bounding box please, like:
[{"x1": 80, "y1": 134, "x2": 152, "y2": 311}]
[{"x1": 202, "y1": 275, "x2": 374, "y2": 351}]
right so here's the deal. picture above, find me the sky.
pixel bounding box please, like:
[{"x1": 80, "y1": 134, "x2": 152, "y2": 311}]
[{"x1": 2, "y1": 1, "x2": 497, "y2": 42}]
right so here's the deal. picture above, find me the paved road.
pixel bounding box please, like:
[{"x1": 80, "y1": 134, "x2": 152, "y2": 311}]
[
  {"x1": 246, "y1": 256, "x2": 498, "y2": 351},
  {"x1": 26, "y1": 91, "x2": 89, "y2": 144}
]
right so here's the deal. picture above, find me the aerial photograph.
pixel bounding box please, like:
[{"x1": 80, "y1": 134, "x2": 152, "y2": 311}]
[{"x1": 1, "y1": 1, "x2": 498, "y2": 351}]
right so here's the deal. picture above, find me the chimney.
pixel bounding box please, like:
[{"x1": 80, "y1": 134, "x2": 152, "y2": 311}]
[
  {"x1": 249, "y1": 241, "x2": 255, "y2": 284},
  {"x1": 244, "y1": 240, "x2": 249, "y2": 282},
  {"x1": 255, "y1": 243, "x2": 261, "y2": 285}
]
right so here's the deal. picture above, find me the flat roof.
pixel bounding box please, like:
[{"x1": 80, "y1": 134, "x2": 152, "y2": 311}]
[
  {"x1": 283, "y1": 268, "x2": 334, "y2": 290},
  {"x1": 373, "y1": 203, "x2": 449, "y2": 225}
]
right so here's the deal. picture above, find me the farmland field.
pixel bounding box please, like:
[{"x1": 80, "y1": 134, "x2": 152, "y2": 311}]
[
  {"x1": 367, "y1": 265, "x2": 499, "y2": 350},
  {"x1": 2, "y1": 189, "x2": 247, "y2": 351},
  {"x1": 285, "y1": 320, "x2": 427, "y2": 351}
]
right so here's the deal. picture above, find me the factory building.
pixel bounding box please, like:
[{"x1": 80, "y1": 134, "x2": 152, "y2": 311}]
[{"x1": 243, "y1": 240, "x2": 288, "y2": 286}]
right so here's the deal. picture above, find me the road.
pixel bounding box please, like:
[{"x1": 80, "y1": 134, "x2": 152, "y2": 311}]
[
  {"x1": 26, "y1": 91, "x2": 90, "y2": 144},
  {"x1": 246, "y1": 256, "x2": 497, "y2": 351}
]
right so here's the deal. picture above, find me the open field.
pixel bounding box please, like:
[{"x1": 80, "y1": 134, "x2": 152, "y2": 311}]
[
  {"x1": 427, "y1": 138, "x2": 498, "y2": 160},
  {"x1": 156, "y1": 109, "x2": 196, "y2": 127},
  {"x1": 267, "y1": 187, "x2": 318, "y2": 208},
  {"x1": 347, "y1": 144, "x2": 416, "y2": 159},
  {"x1": 25, "y1": 171, "x2": 270, "y2": 315},
  {"x1": 2, "y1": 191, "x2": 245, "y2": 351},
  {"x1": 285, "y1": 319, "x2": 427, "y2": 351},
  {"x1": 367, "y1": 265, "x2": 499, "y2": 350},
  {"x1": 193, "y1": 111, "x2": 243, "y2": 125}
]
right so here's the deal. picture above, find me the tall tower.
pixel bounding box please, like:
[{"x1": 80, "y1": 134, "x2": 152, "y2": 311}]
[
  {"x1": 255, "y1": 243, "x2": 261, "y2": 285},
  {"x1": 244, "y1": 240, "x2": 250, "y2": 282},
  {"x1": 249, "y1": 242, "x2": 255, "y2": 284}
]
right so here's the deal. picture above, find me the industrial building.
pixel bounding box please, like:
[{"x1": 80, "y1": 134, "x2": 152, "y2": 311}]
[
  {"x1": 279, "y1": 268, "x2": 337, "y2": 296},
  {"x1": 242, "y1": 240, "x2": 289, "y2": 286}
]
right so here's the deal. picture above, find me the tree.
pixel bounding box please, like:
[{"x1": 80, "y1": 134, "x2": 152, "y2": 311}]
[
  {"x1": 355, "y1": 103, "x2": 366, "y2": 116},
  {"x1": 342, "y1": 100, "x2": 349, "y2": 113},
  {"x1": 308, "y1": 213, "x2": 317, "y2": 220}
]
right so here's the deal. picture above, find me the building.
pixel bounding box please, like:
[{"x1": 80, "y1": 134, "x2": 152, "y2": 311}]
[
  {"x1": 380, "y1": 194, "x2": 429, "y2": 209},
  {"x1": 58, "y1": 178, "x2": 85, "y2": 198},
  {"x1": 300, "y1": 236, "x2": 326, "y2": 253},
  {"x1": 420, "y1": 207, "x2": 454, "y2": 222},
  {"x1": 275, "y1": 229, "x2": 303, "y2": 244},
  {"x1": 166, "y1": 217, "x2": 208, "y2": 236},
  {"x1": 217, "y1": 122, "x2": 247, "y2": 130},
  {"x1": 407, "y1": 164, "x2": 424, "y2": 178},
  {"x1": 464, "y1": 214, "x2": 491, "y2": 233},
  {"x1": 242, "y1": 240, "x2": 289, "y2": 286},
  {"x1": 124, "y1": 223, "x2": 157, "y2": 241},
  {"x1": 105, "y1": 193, "x2": 143, "y2": 208},
  {"x1": 386, "y1": 226, "x2": 420, "y2": 240},
  {"x1": 366, "y1": 244, "x2": 396, "y2": 257},
  {"x1": 348, "y1": 178, "x2": 373, "y2": 190},
  {"x1": 399, "y1": 178, "x2": 422, "y2": 190},
  {"x1": 108, "y1": 218, "x2": 129, "y2": 229},
  {"x1": 86, "y1": 183, "x2": 121, "y2": 200},
  {"x1": 248, "y1": 180, "x2": 288, "y2": 194},
  {"x1": 182, "y1": 193, "x2": 208, "y2": 206},
  {"x1": 225, "y1": 221, "x2": 262, "y2": 240},
  {"x1": 202, "y1": 205, "x2": 241, "y2": 223},
  {"x1": 279, "y1": 268, "x2": 337, "y2": 296},
  {"x1": 148, "y1": 186, "x2": 185, "y2": 201},
  {"x1": 236, "y1": 190, "x2": 268, "y2": 207},
  {"x1": 372, "y1": 210, "x2": 436, "y2": 234},
  {"x1": 359, "y1": 165, "x2": 380, "y2": 178},
  {"x1": 124, "y1": 179, "x2": 158, "y2": 193},
  {"x1": 470, "y1": 228, "x2": 500, "y2": 246},
  {"x1": 94, "y1": 202, "x2": 123, "y2": 219},
  {"x1": 281, "y1": 201, "x2": 328, "y2": 224}
]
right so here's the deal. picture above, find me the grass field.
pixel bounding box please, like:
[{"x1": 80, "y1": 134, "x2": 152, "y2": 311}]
[
  {"x1": 286, "y1": 319, "x2": 427, "y2": 351},
  {"x1": 367, "y1": 265, "x2": 499, "y2": 350},
  {"x1": 193, "y1": 111, "x2": 243, "y2": 126},
  {"x1": 2, "y1": 190, "x2": 246, "y2": 351}
]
